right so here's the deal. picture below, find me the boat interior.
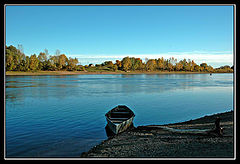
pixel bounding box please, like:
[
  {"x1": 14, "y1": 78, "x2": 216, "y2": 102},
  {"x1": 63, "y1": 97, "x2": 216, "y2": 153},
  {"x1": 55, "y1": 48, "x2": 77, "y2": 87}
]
[{"x1": 106, "y1": 106, "x2": 134, "y2": 123}]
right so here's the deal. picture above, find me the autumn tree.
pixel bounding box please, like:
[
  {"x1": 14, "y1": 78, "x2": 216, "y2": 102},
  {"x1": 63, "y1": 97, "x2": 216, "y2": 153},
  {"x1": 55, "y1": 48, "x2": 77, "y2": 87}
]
[
  {"x1": 48, "y1": 55, "x2": 59, "y2": 70},
  {"x1": 5, "y1": 48, "x2": 15, "y2": 71},
  {"x1": 175, "y1": 62, "x2": 183, "y2": 71},
  {"x1": 29, "y1": 54, "x2": 39, "y2": 71},
  {"x1": 121, "y1": 57, "x2": 132, "y2": 71},
  {"x1": 113, "y1": 64, "x2": 118, "y2": 71},
  {"x1": 179, "y1": 59, "x2": 188, "y2": 71},
  {"x1": 58, "y1": 54, "x2": 68, "y2": 70},
  {"x1": 25, "y1": 56, "x2": 30, "y2": 71},
  {"x1": 146, "y1": 59, "x2": 157, "y2": 71},
  {"x1": 134, "y1": 58, "x2": 144, "y2": 71},
  {"x1": 194, "y1": 65, "x2": 201, "y2": 72},
  {"x1": 156, "y1": 57, "x2": 164, "y2": 71},
  {"x1": 67, "y1": 57, "x2": 79, "y2": 71},
  {"x1": 200, "y1": 63, "x2": 208, "y2": 72},
  {"x1": 38, "y1": 52, "x2": 47, "y2": 70},
  {"x1": 115, "y1": 60, "x2": 122, "y2": 70}
]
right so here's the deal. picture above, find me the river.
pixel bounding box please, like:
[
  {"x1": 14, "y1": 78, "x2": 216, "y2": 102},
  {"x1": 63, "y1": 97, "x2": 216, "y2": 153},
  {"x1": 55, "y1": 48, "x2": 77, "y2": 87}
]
[{"x1": 5, "y1": 73, "x2": 233, "y2": 157}]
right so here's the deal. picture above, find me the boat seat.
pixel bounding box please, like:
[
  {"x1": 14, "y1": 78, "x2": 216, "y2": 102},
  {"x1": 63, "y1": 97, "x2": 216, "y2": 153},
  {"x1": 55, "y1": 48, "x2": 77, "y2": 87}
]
[
  {"x1": 109, "y1": 117, "x2": 129, "y2": 120},
  {"x1": 111, "y1": 120, "x2": 124, "y2": 123},
  {"x1": 111, "y1": 112, "x2": 130, "y2": 114}
]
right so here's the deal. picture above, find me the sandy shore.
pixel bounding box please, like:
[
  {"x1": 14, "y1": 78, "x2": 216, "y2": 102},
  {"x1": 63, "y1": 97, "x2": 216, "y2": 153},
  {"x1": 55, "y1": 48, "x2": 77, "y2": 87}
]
[
  {"x1": 81, "y1": 110, "x2": 234, "y2": 158},
  {"x1": 5, "y1": 71, "x2": 228, "y2": 76}
]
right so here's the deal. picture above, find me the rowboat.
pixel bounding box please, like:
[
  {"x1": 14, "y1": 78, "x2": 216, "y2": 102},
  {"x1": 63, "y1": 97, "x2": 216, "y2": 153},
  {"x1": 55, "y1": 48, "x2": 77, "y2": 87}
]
[{"x1": 105, "y1": 105, "x2": 135, "y2": 135}]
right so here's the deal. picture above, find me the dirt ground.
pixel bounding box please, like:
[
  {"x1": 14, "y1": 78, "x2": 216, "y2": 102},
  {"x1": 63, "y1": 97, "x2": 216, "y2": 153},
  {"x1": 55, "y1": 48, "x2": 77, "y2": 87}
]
[{"x1": 81, "y1": 111, "x2": 234, "y2": 158}]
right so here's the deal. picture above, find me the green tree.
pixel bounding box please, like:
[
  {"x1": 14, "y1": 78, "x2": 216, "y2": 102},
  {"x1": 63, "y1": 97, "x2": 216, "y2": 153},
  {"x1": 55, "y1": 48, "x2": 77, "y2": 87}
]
[
  {"x1": 103, "y1": 61, "x2": 114, "y2": 69},
  {"x1": 5, "y1": 49, "x2": 15, "y2": 71},
  {"x1": 67, "y1": 57, "x2": 79, "y2": 71},
  {"x1": 5, "y1": 45, "x2": 26, "y2": 71},
  {"x1": 25, "y1": 56, "x2": 30, "y2": 71}
]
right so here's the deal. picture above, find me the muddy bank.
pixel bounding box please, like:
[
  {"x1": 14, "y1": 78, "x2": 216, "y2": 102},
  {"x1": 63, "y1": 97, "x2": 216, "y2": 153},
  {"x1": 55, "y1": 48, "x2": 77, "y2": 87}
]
[{"x1": 81, "y1": 110, "x2": 234, "y2": 158}]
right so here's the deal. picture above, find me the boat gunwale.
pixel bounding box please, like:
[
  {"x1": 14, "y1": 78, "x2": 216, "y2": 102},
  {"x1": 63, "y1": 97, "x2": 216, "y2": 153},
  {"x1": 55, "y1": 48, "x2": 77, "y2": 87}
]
[
  {"x1": 105, "y1": 105, "x2": 135, "y2": 126},
  {"x1": 105, "y1": 105, "x2": 135, "y2": 119}
]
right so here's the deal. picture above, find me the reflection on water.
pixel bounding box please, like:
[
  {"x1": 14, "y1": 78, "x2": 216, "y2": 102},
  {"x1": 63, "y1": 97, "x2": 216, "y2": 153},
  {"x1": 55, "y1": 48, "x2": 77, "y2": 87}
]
[
  {"x1": 105, "y1": 125, "x2": 115, "y2": 138},
  {"x1": 5, "y1": 73, "x2": 233, "y2": 102},
  {"x1": 5, "y1": 73, "x2": 233, "y2": 157}
]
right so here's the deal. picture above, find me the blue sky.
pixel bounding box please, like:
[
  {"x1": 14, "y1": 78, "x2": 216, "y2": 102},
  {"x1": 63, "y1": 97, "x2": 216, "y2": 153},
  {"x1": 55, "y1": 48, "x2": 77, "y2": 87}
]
[{"x1": 6, "y1": 5, "x2": 234, "y2": 67}]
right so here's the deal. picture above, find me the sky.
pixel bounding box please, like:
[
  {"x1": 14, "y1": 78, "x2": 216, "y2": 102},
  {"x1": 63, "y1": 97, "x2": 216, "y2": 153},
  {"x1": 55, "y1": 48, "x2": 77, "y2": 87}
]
[{"x1": 6, "y1": 5, "x2": 234, "y2": 68}]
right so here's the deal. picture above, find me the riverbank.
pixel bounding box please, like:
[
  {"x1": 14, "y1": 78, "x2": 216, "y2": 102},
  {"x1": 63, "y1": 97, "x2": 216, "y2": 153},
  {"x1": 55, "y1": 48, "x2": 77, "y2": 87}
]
[
  {"x1": 81, "y1": 110, "x2": 234, "y2": 158},
  {"x1": 5, "y1": 71, "x2": 232, "y2": 76}
]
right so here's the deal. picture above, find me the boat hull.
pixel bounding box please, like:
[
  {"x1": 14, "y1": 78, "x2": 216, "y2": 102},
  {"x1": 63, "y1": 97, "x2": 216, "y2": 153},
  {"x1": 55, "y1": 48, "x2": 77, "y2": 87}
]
[
  {"x1": 105, "y1": 105, "x2": 135, "y2": 134},
  {"x1": 106, "y1": 116, "x2": 134, "y2": 134}
]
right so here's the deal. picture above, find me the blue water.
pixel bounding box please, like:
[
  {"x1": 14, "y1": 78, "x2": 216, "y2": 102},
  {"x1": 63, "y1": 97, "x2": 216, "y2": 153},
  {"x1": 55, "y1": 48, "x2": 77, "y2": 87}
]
[{"x1": 5, "y1": 73, "x2": 233, "y2": 157}]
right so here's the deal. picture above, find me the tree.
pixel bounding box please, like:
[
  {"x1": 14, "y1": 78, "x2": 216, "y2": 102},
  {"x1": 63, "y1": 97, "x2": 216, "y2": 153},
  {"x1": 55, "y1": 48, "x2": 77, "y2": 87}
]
[
  {"x1": 113, "y1": 64, "x2": 118, "y2": 71},
  {"x1": 146, "y1": 59, "x2": 157, "y2": 71},
  {"x1": 44, "y1": 48, "x2": 49, "y2": 60},
  {"x1": 167, "y1": 62, "x2": 174, "y2": 71},
  {"x1": 58, "y1": 54, "x2": 68, "y2": 70},
  {"x1": 67, "y1": 57, "x2": 79, "y2": 71},
  {"x1": 29, "y1": 54, "x2": 39, "y2": 71},
  {"x1": 156, "y1": 57, "x2": 164, "y2": 70},
  {"x1": 121, "y1": 57, "x2": 132, "y2": 71},
  {"x1": 179, "y1": 59, "x2": 188, "y2": 71},
  {"x1": 134, "y1": 58, "x2": 143, "y2": 71},
  {"x1": 175, "y1": 62, "x2": 183, "y2": 71},
  {"x1": 115, "y1": 60, "x2": 122, "y2": 70},
  {"x1": 103, "y1": 61, "x2": 114, "y2": 68},
  {"x1": 200, "y1": 63, "x2": 208, "y2": 72},
  {"x1": 5, "y1": 45, "x2": 26, "y2": 71},
  {"x1": 190, "y1": 60, "x2": 197, "y2": 72},
  {"x1": 5, "y1": 49, "x2": 15, "y2": 71},
  {"x1": 194, "y1": 65, "x2": 201, "y2": 72},
  {"x1": 38, "y1": 52, "x2": 47, "y2": 70},
  {"x1": 48, "y1": 55, "x2": 59, "y2": 71},
  {"x1": 207, "y1": 65, "x2": 214, "y2": 72},
  {"x1": 25, "y1": 56, "x2": 30, "y2": 71}
]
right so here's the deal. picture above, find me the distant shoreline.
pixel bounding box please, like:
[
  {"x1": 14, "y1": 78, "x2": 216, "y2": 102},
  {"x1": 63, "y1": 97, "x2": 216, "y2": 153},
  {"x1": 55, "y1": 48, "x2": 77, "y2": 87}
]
[{"x1": 5, "y1": 71, "x2": 233, "y2": 76}]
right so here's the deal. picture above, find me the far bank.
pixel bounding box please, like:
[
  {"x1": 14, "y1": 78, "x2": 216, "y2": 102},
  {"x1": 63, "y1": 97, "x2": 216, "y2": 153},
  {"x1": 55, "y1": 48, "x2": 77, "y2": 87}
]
[{"x1": 5, "y1": 71, "x2": 233, "y2": 76}]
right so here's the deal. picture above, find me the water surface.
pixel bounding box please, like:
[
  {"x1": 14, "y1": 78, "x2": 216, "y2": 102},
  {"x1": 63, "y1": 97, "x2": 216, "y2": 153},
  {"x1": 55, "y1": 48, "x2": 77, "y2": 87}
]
[{"x1": 5, "y1": 73, "x2": 233, "y2": 157}]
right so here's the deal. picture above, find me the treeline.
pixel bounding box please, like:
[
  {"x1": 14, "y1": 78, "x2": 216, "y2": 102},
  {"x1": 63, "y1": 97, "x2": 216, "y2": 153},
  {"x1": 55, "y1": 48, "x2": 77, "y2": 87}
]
[
  {"x1": 98, "y1": 57, "x2": 233, "y2": 73},
  {"x1": 5, "y1": 45, "x2": 81, "y2": 71},
  {"x1": 5, "y1": 45, "x2": 233, "y2": 73}
]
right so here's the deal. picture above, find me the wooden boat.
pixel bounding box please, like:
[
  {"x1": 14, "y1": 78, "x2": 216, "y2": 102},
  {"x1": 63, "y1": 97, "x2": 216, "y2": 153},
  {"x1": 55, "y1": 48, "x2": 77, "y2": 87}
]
[{"x1": 105, "y1": 105, "x2": 135, "y2": 134}]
